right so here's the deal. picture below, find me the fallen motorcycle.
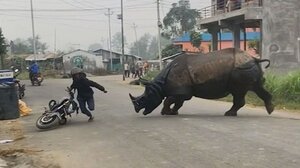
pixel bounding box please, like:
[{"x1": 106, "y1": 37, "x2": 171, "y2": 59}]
[{"x1": 36, "y1": 87, "x2": 79, "y2": 129}]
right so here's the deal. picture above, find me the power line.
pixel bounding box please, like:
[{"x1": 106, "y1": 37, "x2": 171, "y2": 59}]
[
  {"x1": 59, "y1": 0, "x2": 86, "y2": 9},
  {"x1": 0, "y1": 8, "x2": 108, "y2": 12}
]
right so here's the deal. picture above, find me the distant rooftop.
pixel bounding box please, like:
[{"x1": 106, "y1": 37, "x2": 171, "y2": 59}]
[{"x1": 25, "y1": 53, "x2": 57, "y2": 61}]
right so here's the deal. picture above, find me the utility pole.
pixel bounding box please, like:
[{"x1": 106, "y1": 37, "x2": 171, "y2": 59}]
[
  {"x1": 54, "y1": 29, "x2": 56, "y2": 54},
  {"x1": 105, "y1": 8, "x2": 113, "y2": 71},
  {"x1": 53, "y1": 28, "x2": 56, "y2": 70},
  {"x1": 121, "y1": 0, "x2": 125, "y2": 80},
  {"x1": 30, "y1": 0, "x2": 37, "y2": 61},
  {"x1": 157, "y1": 0, "x2": 162, "y2": 70},
  {"x1": 132, "y1": 23, "x2": 140, "y2": 57}
]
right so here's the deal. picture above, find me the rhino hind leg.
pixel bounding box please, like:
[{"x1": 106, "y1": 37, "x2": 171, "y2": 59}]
[
  {"x1": 253, "y1": 85, "x2": 274, "y2": 114},
  {"x1": 161, "y1": 96, "x2": 185, "y2": 115},
  {"x1": 225, "y1": 91, "x2": 247, "y2": 116},
  {"x1": 171, "y1": 99, "x2": 184, "y2": 115}
]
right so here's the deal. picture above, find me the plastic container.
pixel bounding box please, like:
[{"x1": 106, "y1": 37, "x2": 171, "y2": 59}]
[
  {"x1": 0, "y1": 70, "x2": 14, "y2": 83},
  {"x1": 0, "y1": 83, "x2": 19, "y2": 120}
]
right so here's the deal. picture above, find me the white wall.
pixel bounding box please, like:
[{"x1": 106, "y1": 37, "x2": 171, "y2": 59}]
[{"x1": 63, "y1": 50, "x2": 104, "y2": 74}]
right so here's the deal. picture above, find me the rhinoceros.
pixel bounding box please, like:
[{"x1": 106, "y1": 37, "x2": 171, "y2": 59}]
[{"x1": 129, "y1": 48, "x2": 274, "y2": 116}]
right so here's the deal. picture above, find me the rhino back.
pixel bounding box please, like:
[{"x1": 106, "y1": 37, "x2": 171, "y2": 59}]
[{"x1": 164, "y1": 48, "x2": 256, "y2": 98}]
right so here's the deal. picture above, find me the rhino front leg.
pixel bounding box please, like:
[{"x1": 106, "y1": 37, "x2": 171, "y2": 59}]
[
  {"x1": 225, "y1": 91, "x2": 247, "y2": 116},
  {"x1": 161, "y1": 97, "x2": 172, "y2": 115},
  {"x1": 161, "y1": 96, "x2": 186, "y2": 115}
]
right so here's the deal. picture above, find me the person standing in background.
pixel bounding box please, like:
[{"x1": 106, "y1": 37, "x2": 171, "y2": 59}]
[{"x1": 124, "y1": 62, "x2": 130, "y2": 78}]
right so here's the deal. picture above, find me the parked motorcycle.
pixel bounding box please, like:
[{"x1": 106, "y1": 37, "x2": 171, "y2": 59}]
[
  {"x1": 12, "y1": 68, "x2": 25, "y2": 99},
  {"x1": 36, "y1": 87, "x2": 79, "y2": 129},
  {"x1": 31, "y1": 73, "x2": 43, "y2": 86}
]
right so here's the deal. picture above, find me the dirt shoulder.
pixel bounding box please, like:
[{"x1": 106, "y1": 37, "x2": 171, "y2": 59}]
[{"x1": 0, "y1": 119, "x2": 60, "y2": 168}]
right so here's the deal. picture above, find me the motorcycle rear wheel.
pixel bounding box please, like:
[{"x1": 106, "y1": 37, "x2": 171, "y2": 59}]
[
  {"x1": 19, "y1": 92, "x2": 25, "y2": 99},
  {"x1": 36, "y1": 114, "x2": 59, "y2": 129}
]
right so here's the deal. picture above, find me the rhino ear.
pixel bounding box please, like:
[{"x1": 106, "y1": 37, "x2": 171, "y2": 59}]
[{"x1": 139, "y1": 77, "x2": 151, "y2": 86}]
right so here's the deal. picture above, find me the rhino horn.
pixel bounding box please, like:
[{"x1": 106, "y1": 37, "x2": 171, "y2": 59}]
[{"x1": 129, "y1": 93, "x2": 136, "y2": 101}]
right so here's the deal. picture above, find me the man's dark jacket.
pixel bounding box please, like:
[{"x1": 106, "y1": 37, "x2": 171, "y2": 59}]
[{"x1": 71, "y1": 75, "x2": 105, "y2": 98}]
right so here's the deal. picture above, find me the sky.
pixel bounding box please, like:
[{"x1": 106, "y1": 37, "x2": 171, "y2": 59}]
[{"x1": 0, "y1": 0, "x2": 210, "y2": 52}]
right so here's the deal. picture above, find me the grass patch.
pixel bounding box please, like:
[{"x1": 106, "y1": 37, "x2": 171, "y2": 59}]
[{"x1": 143, "y1": 70, "x2": 160, "y2": 81}]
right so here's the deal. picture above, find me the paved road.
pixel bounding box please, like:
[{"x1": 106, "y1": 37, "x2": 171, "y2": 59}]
[{"x1": 20, "y1": 75, "x2": 300, "y2": 168}]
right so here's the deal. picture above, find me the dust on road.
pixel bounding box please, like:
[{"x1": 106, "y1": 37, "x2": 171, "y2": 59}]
[{"x1": 0, "y1": 120, "x2": 60, "y2": 168}]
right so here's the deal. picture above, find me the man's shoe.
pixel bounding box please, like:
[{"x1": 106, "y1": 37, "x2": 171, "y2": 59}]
[{"x1": 88, "y1": 116, "x2": 94, "y2": 122}]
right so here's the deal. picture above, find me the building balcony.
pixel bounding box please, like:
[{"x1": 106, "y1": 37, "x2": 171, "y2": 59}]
[{"x1": 198, "y1": 0, "x2": 263, "y2": 29}]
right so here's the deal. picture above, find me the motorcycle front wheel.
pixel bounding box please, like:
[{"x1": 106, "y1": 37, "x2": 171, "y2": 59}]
[
  {"x1": 59, "y1": 117, "x2": 67, "y2": 125},
  {"x1": 36, "y1": 113, "x2": 59, "y2": 129}
]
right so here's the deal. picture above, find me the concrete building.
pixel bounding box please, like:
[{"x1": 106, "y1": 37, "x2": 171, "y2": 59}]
[
  {"x1": 93, "y1": 49, "x2": 141, "y2": 72},
  {"x1": 61, "y1": 50, "x2": 104, "y2": 75},
  {"x1": 198, "y1": 0, "x2": 300, "y2": 67},
  {"x1": 174, "y1": 31, "x2": 259, "y2": 55}
]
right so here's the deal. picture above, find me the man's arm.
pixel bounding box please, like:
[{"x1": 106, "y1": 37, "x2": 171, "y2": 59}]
[{"x1": 88, "y1": 80, "x2": 107, "y2": 93}]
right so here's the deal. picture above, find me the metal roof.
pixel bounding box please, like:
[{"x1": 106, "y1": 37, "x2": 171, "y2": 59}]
[{"x1": 25, "y1": 53, "x2": 57, "y2": 61}]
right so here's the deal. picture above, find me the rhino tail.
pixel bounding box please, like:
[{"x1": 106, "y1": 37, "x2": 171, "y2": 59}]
[{"x1": 255, "y1": 59, "x2": 270, "y2": 69}]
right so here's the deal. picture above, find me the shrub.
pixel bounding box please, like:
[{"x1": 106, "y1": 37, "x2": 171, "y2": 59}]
[{"x1": 142, "y1": 70, "x2": 160, "y2": 81}]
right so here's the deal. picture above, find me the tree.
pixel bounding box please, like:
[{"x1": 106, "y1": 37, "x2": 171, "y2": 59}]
[
  {"x1": 11, "y1": 35, "x2": 48, "y2": 54},
  {"x1": 88, "y1": 43, "x2": 102, "y2": 51},
  {"x1": 0, "y1": 28, "x2": 7, "y2": 69},
  {"x1": 129, "y1": 33, "x2": 152, "y2": 58},
  {"x1": 147, "y1": 37, "x2": 158, "y2": 59},
  {"x1": 190, "y1": 31, "x2": 202, "y2": 51},
  {"x1": 111, "y1": 32, "x2": 127, "y2": 53},
  {"x1": 27, "y1": 35, "x2": 48, "y2": 53},
  {"x1": 248, "y1": 39, "x2": 260, "y2": 54},
  {"x1": 148, "y1": 36, "x2": 172, "y2": 59},
  {"x1": 129, "y1": 34, "x2": 172, "y2": 60},
  {"x1": 162, "y1": 3, "x2": 199, "y2": 39},
  {"x1": 12, "y1": 38, "x2": 31, "y2": 54},
  {"x1": 161, "y1": 44, "x2": 182, "y2": 58}
]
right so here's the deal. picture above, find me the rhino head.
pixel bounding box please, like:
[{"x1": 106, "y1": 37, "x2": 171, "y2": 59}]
[{"x1": 129, "y1": 80, "x2": 164, "y2": 115}]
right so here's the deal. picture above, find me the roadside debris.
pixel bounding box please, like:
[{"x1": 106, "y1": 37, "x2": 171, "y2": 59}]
[
  {"x1": 0, "y1": 140, "x2": 13, "y2": 144},
  {"x1": 18, "y1": 99, "x2": 32, "y2": 117}
]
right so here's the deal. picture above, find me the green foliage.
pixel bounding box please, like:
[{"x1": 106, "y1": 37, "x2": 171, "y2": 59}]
[
  {"x1": 11, "y1": 35, "x2": 48, "y2": 54},
  {"x1": 0, "y1": 28, "x2": 7, "y2": 69},
  {"x1": 88, "y1": 43, "x2": 102, "y2": 51},
  {"x1": 130, "y1": 33, "x2": 151, "y2": 58},
  {"x1": 263, "y1": 73, "x2": 281, "y2": 96},
  {"x1": 247, "y1": 39, "x2": 259, "y2": 53},
  {"x1": 142, "y1": 70, "x2": 160, "y2": 81},
  {"x1": 274, "y1": 71, "x2": 300, "y2": 102},
  {"x1": 161, "y1": 44, "x2": 182, "y2": 58},
  {"x1": 129, "y1": 34, "x2": 171, "y2": 60},
  {"x1": 112, "y1": 32, "x2": 127, "y2": 53},
  {"x1": 253, "y1": 71, "x2": 300, "y2": 109},
  {"x1": 190, "y1": 31, "x2": 202, "y2": 49}
]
